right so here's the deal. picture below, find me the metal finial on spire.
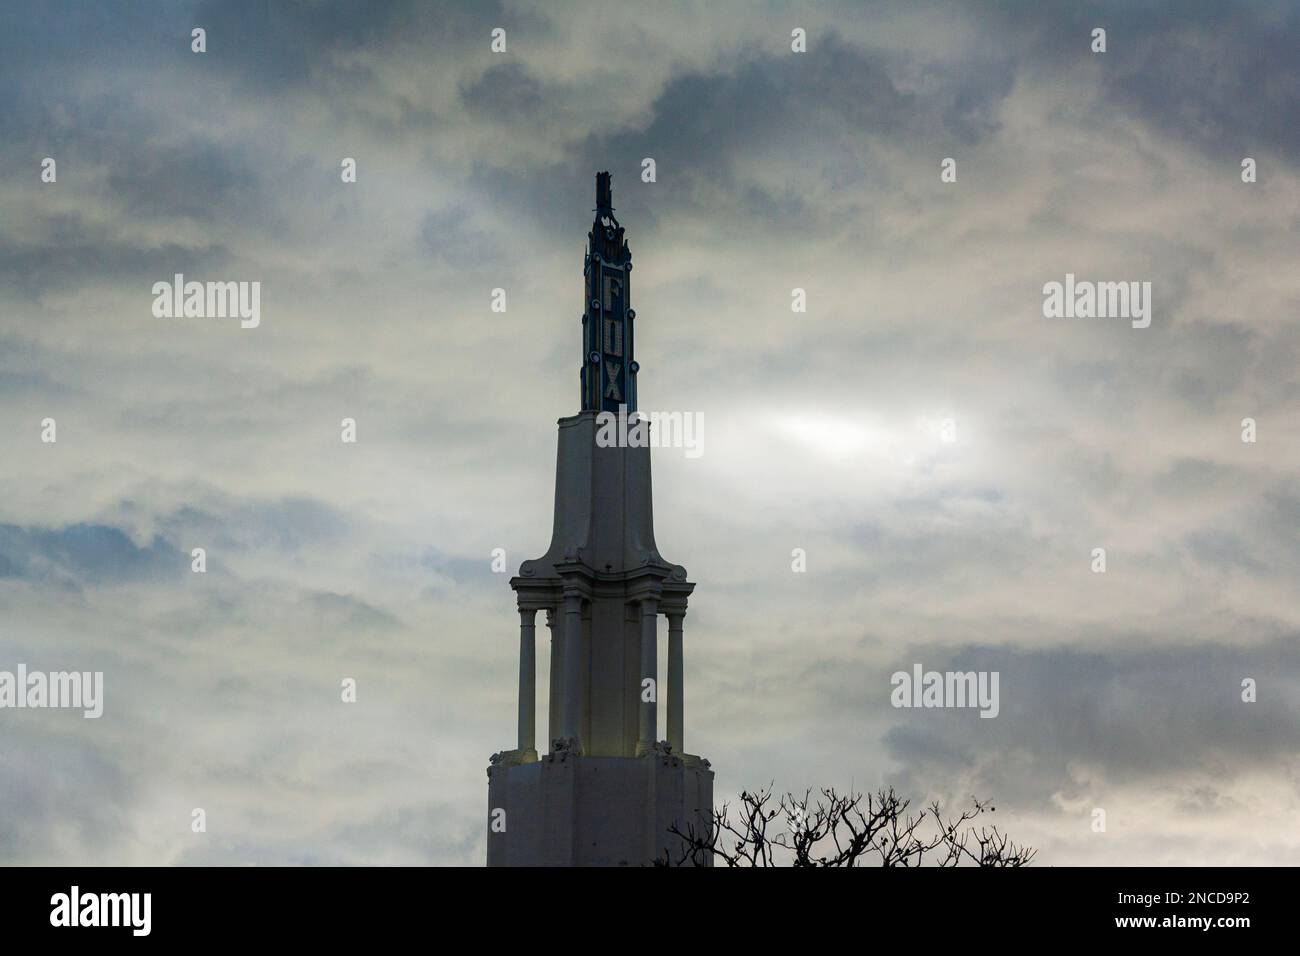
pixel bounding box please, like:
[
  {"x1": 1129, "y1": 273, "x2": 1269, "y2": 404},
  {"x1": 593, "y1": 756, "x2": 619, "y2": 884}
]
[{"x1": 596, "y1": 170, "x2": 613, "y2": 215}]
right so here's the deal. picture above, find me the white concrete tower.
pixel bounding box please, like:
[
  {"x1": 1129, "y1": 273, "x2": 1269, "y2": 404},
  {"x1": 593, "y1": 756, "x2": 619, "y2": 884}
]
[{"x1": 486, "y1": 173, "x2": 713, "y2": 866}]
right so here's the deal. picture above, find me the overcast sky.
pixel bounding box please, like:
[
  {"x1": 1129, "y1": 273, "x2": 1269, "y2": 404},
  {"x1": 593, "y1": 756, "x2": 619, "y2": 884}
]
[{"x1": 1, "y1": 0, "x2": 1297, "y2": 865}]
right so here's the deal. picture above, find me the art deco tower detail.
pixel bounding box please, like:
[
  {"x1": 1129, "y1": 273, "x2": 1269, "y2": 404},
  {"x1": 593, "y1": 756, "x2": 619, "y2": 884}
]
[
  {"x1": 582, "y1": 170, "x2": 637, "y2": 414},
  {"x1": 486, "y1": 173, "x2": 713, "y2": 866}
]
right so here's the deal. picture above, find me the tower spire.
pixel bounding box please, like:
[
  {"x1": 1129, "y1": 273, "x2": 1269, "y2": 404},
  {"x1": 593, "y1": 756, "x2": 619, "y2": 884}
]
[
  {"x1": 582, "y1": 171, "x2": 636, "y2": 413},
  {"x1": 489, "y1": 176, "x2": 711, "y2": 866}
]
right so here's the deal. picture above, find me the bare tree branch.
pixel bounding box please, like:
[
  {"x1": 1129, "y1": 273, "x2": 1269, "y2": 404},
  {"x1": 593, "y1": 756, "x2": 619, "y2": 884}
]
[{"x1": 659, "y1": 785, "x2": 1036, "y2": 867}]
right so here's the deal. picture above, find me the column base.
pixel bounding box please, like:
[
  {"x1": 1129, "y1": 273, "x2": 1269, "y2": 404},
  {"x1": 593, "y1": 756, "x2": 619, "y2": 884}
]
[
  {"x1": 486, "y1": 748, "x2": 714, "y2": 866},
  {"x1": 549, "y1": 735, "x2": 584, "y2": 757},
  {"x1": 488, "y1": 748, "x2": 538, "y2": 769}
]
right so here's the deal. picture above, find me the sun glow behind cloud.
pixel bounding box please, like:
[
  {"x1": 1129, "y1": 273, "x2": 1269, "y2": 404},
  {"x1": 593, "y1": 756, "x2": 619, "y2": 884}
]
[{"x1": 771, "y1": 411, "x2": 966, "y2": 469}]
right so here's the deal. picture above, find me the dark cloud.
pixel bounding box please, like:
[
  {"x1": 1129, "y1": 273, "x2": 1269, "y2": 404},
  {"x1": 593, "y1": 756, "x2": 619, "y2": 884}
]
[
  {"x1": 0, "y1": 2, "x2": 182, "y2": 78},
  {"x1": 460, "y1": 61, "x2": 549, "y2": 119},
  {"x1": 189, "y1": 0, "x2": 526, "y2": 94},
  {"x1": 214, "y1": 497, "x2": 351, "y2": 553},
  {"x1": 0, "y1": 522, "x2": 184, "y2": 585},
  {"x1": 1006, "y1": 0, "x2": 1300, "y2": 159},
  {"x1": 469, "y1": 32, "x2": 1015, "y2": 240},
  {"x1": 104, "y1": 140, "x2": 264, "y2": 224},
  {"x1": 0, "y1": 217, "x2": 225, "y2": 298},
  {"x1": 881, "y1": 638, "x2": 1300, "y2": 806},
  {"x1": 417, "y1": 546, "x2": 497, "y2": 589}
]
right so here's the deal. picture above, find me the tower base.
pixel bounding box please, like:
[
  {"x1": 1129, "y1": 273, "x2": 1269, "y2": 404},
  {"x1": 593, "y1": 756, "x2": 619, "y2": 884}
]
[{"x1": 486, "y1": 748, "x2": 714, "y2": 866}]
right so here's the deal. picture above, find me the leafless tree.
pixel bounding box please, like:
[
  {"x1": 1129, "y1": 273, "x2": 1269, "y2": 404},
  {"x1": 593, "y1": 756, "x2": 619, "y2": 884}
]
[{"x1": 658, "y1": 785, "x2": 1036, "y2": 867}]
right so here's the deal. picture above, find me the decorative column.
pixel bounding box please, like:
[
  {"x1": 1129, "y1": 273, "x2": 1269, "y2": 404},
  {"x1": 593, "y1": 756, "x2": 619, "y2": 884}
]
[
  {"x1": 666, "y1": 610, "x2": 685, "y2": 753},
  {"x1": 517, "y1": 608, "x2": 537, "y2": 754},
  {"x1": 638, "y1": 597, "x2": 658, "y2": 754},
  {"x1": 561, "y1": 593, "x2": 586, "y2": 746},
  {"x1": 546, "y1": 609, "x2": 560, "y2": 748}
]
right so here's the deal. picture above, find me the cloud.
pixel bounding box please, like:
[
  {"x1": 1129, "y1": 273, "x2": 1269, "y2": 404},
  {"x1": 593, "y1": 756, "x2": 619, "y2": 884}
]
[
  {"x1": 0, "y1": 0, "x2": 1296, "y2": 866},
  {"x1": 0, "y1": 522, "x2": 184, "y2": 586}
]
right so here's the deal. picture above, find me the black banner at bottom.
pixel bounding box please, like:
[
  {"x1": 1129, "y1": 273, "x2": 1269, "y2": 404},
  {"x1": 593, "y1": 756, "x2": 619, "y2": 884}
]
[{"x1": 0, "y1": 866, "x2": 1277, "y2": 942}]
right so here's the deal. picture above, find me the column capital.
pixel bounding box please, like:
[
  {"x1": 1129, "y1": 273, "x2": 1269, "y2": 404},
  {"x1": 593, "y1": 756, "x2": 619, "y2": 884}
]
[{"x1": 660, "y1": 593, "x2": 688, "y2": 617}]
